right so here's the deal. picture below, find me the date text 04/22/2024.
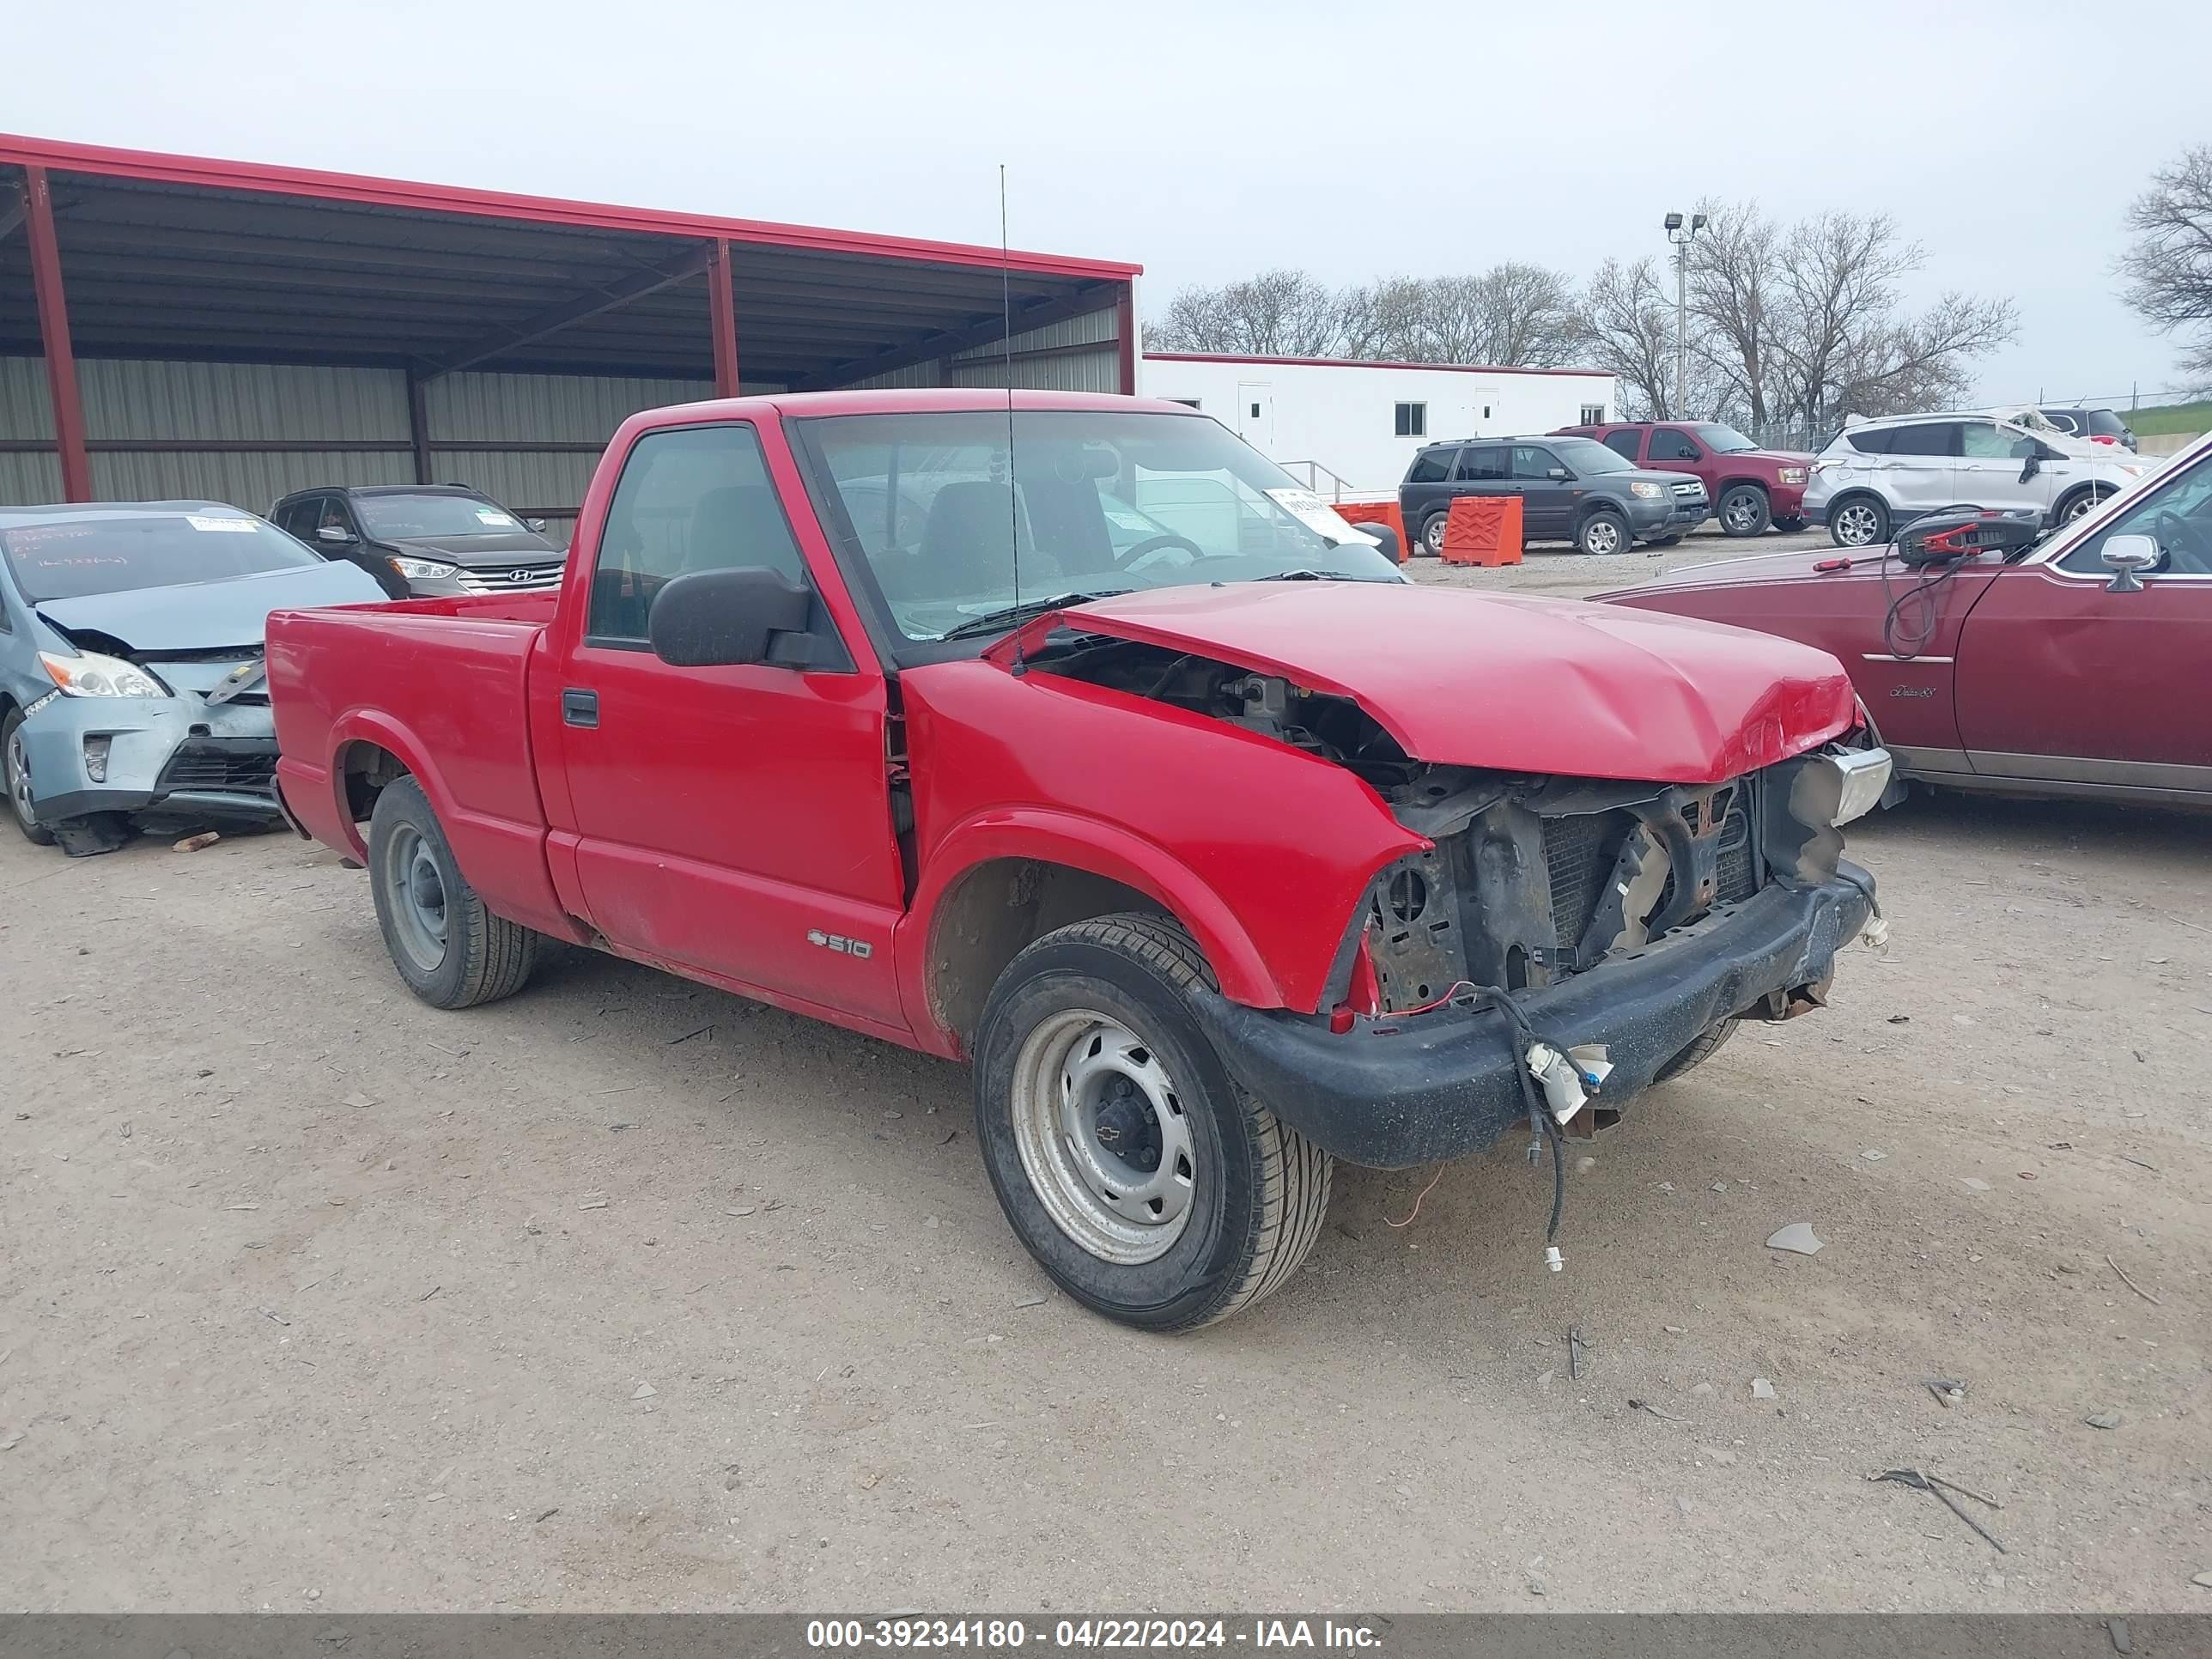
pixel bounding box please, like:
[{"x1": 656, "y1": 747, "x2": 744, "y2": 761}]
[{"x1": 804, "y1": 1620, "x2": 1384, "y2": 1650}]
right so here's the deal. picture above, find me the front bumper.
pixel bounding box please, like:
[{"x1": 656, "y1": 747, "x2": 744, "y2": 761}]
[
  {"x1": 1189, "y1": 866, "x2": 1874, "y2": 1170},
  {"x1": 16, "y1": 695, "x2": 283, "y2": 825}
]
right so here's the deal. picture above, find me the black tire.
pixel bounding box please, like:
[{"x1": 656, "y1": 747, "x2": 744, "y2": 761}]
[
  {"x1": 367, "y1": 776, "x2": 538, "y2": 1009},
  {"x1": 973, "y1": 914, "x2": 1332, "y2": 1333},
  {"x1": 2, "y1": 709, "x2": 56, "y2": 847},
  {"x1": 1577, "y1": 508, "x2": 1632, "y2": 556},
  {"x1": 1418, "y1": 510, "x2": 1449, "y2": 558},
  {"x1": 1654, "y1": 1018, "x2": 1739, "y2": 1083},
  {"x1": 1718, "y1": 483, "x2": 1772, "y2": 538},
  {"x1": 1827, "y1": 494, "x2": 1890, "y2": 549}
]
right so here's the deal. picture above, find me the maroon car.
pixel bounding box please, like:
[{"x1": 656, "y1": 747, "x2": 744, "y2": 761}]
[
  {"x1": 1591, "y1": 432, "x2": 2212, "y2": 810},
  {"x1": 1554, "y1": 422, "x2": 1812, "y2": 538}
]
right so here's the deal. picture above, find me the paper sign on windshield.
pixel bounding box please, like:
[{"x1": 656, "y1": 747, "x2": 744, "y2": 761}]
[
  {"x1": 1265, "y1": 488, "x2": 1380, "y2": 546},
  {"x1": 185, "y1": 514, "x2": 258, "y2": 533}
]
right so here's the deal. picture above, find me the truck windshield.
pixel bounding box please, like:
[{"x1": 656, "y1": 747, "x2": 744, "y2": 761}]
[
  {"x1": 795, "y1": 410, "x2": 1402, "y2": 644},
  {"x1": 1, "y1": 510, "x2": 323, "y2": 603},
  {"x1": 353, "y1": 494, "x2": 529, "y2": 538},
  {"x1": 1690, "y1": 424, "x2": 1760, "y2": 453}
]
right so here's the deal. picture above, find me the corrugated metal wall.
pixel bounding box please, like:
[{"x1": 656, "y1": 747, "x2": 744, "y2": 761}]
[
  {"x1": 0, "y1": 356, "x2": 62, "y2": 501},
  {"x1": 424, "y1": 368, "x2": 754, "y2": 545},
  {"x1": 0, "y1": 357, "x2": 770, "y2": 542},
  {"x1": 846, "y1": 305, "x2": 1122, "y2": 393},
  {"x1": 945, "y1": 307, "x2": 1122, "y2": 392}
]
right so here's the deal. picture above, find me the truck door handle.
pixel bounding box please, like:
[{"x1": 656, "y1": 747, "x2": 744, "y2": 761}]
[{"x1": 562, "y1": 689, "x2": 599, "y2": 728}]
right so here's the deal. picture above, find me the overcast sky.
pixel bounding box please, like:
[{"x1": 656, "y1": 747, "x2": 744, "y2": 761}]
[{"x1": 12, "y1": 0, "x2": 2206, "y2": 405}]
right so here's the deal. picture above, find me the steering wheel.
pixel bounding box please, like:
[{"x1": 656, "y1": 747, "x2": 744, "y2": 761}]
[
  {"x1": 2152, "y1": 509, "x2": 2204, "y2": 568},
  {"x1": 1116, "y1": 532, "x2": 1206, "y2": 572}
]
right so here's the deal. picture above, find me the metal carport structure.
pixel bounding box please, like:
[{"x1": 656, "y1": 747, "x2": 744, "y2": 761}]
[{"x1": 0, "y1": 135, "x2": 1141, "y2": 537}]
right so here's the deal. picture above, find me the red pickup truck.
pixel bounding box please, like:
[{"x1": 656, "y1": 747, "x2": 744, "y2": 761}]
[
  {"x1": 1552, "y1": 421, "x2": 1814, "y2": 538},
  {"x1": 268, "y1": 388, "x2": 1887, "y2": 1331}
]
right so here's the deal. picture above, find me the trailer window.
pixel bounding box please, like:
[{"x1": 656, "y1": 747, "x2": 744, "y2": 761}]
[{"x1": 1394, "y1": 402, "x2": 1426, "y2": 438}]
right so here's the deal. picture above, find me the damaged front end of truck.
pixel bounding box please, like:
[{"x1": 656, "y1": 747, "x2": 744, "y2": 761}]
[{"x1": 975, "y1": 585, "x2": 1887, "y2": 1182}]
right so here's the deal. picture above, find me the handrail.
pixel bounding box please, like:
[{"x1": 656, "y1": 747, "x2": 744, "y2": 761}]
[{"x1": 1275, "y1": 459, "x2": 1358, "y2": 501}]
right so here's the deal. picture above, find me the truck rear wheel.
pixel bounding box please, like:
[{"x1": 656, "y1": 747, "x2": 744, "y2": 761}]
[
  {"x1": 972, "y1": 914, "x2": 1332, "y2": 1332},
  {"x1": 368, "y1": 776, "x2": 539, "y2": 1010}
]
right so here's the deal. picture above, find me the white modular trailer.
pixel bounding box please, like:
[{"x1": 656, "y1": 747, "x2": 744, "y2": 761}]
[{"x1": 1141, "y1": 353, "x2": 1617, "y2": 495}]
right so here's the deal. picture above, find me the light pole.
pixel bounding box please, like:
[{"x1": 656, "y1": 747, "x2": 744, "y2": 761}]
[{"x1": 1662, "y1": 210, "x2": 1706, "y2": 419}]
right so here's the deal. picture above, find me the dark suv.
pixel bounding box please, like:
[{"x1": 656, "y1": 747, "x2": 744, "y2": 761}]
[
  {"x1": 268, "y1": 484, "x2": 564, "y2": 599},
  {"x1": 1400, "y1": 435, "x2": 1708, "y2": 556}
]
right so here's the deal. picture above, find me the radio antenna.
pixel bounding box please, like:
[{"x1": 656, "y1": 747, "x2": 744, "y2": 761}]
[{"x1": 1000, "y1": 163, "x2": 1025, "y2": 677}]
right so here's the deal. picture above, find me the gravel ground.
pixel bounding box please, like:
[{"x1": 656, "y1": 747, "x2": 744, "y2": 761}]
[{"x1": 3, "y1": 525, "x2": 2208, "y2": 1613}]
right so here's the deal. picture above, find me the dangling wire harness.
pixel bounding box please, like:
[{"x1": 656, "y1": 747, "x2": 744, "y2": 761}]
[{"x1": 1382, "y1": 979, "x2": 1602, "y2": 1270}]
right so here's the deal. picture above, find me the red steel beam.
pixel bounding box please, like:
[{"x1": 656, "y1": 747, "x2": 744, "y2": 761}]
[
  {"x1": 20, "y1": 165, "x2": 92, "y2": 501},
  {"x1": 708, "y1": 239, "x2": 740, "y2": 398},
  {"x1": 1116, "y1": 283, "x2": 1138, "y2": 396}
]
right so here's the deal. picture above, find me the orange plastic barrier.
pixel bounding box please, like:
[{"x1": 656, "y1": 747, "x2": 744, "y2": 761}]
[
  {"x1": 1439, "y1": 495, "x2": 1523, "y2": 566},
  {"x1": 1328, "y1": 501, "x2": 1407, "y2": 564}
]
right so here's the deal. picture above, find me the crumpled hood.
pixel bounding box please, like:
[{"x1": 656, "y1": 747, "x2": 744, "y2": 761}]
[
  {"x1": 994, "y1": 581, "x2": 1857, "y2": 784},
  {"x1": 36, "y1": 561, "x2": 386, "y2": 655}
]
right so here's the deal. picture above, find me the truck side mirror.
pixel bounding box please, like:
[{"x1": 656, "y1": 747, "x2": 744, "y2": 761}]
[{"x1": 647, "y1": 566, "x2": 816, "y2": 667}]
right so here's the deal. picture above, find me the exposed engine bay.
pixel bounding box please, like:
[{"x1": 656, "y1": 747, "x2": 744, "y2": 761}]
[{"x1": 1042, "y1": 635, "x2": 1857, "y2": 1015}]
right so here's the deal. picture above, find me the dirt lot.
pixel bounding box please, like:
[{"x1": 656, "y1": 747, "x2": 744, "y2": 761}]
[{"x1": 4, "y1": 527, "x2": 2208, "y2": 1613}]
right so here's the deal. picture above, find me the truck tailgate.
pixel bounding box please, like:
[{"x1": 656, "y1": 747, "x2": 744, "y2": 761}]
[{"x1": 268, "y1": 596, "x2": 570, "y2": 936}]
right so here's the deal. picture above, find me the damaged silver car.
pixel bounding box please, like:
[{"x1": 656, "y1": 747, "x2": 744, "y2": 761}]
[{"x1": 0, "y1": 501, "x2": 386, "y2": 856}]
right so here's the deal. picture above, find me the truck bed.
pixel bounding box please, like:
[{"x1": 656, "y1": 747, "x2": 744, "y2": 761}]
[{"x1": 268, "y1": 594, "x2": 571, "y2": 936}]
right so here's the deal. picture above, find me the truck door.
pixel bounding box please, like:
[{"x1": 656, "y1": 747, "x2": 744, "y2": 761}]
[{"x1": 552, "y1": 419, "x2": 910, "y2": 1030}]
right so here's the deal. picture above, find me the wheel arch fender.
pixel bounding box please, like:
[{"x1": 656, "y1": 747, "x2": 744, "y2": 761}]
[
  {"x1": 322, "y1": 709, "x2": 454, "y2": 861},
  {"x1": 899, "y1": 809, "x2": 1285, "y2": 1054}
]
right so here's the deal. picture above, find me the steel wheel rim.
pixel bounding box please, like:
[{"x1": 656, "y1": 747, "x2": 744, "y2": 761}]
[
  {"x1": 1834, "y1": 503, "x2": 1879, "y2": 545},
  {"x1": 1724, "y1": 495, "x2": 1759, "y2": 532},
  {"x1": 2066, "y1": 492, "x2": 2097, "y2": 520},
  {"x1": 5, "y1": 731, "x2": 33, "y2": 829},
  {"x1": 1425, "y1": 517, "x2": 1446, "y2": 555},
  {"x1": 1585, "y1": 519, "x2": 1622, "y2": 555},
  {"x1": 382, "y1": 823, "x2": 450, "y2": 972},
  {"x1": 1010, "y1": 1008, "x2": 1196, "y2": 1265}
]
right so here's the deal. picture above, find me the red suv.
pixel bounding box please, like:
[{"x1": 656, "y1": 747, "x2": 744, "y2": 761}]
[{"x1": 1552, "y1": 422, "x2": 1812, "y2": 538}]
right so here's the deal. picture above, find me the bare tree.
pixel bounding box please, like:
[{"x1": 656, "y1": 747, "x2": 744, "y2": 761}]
[
  {"x1": 1685, "y1": 200, "x2": 1781, "y2": 426},
  {"x1": 2119, "y1": 143, "x2": 2212, "y2": 386},
  {"x1": 1758, "y1": 211, "x2": 2013, "y2": 429},
  {"x1": 1568, "y1": 258, "x2": 1680, "y2": 417},
  {"x1": 1334, "y1": 275, "x2": 1430, "y2": 359},
  {"x1": 1144, "y1": 268, "x2": 1345, "y2": 356}
]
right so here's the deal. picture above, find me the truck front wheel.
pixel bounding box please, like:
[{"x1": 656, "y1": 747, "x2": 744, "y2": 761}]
[
  {"x1": 1654, "y1": 1017, "x2": 1739, "y2": 1082},
  {"x1": 972, "y1": 914, "x2": 1332, "y2": 1332},
  {"x1": 368, "y1": 776, "x2": 539, "y2": 1010}
]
